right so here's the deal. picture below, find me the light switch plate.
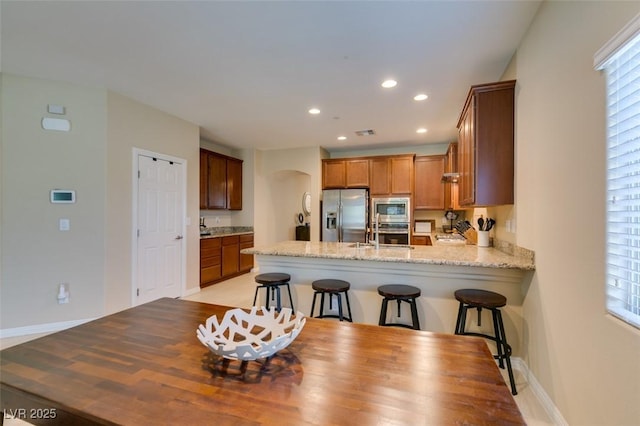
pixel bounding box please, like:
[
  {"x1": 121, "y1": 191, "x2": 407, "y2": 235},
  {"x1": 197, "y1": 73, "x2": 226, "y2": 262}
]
[{"x1": 59, "y1": 218, "x2": 70, "y2": 231}]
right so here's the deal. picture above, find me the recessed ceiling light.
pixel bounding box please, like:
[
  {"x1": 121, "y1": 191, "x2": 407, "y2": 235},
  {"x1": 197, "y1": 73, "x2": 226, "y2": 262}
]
[
  {"x1": 414, "y1": 94, "x2": 428, "y2": 101},
  {"x1": 416, "y1": 128, "x2": 428, "y2": 134},
  {"x1": 337, "y1": 136, "x2": 347, "y2": 141},
  {"x1": 381, "y1": 79, "x2": 397, "y2": 88},
  {"x1": 308, "y1": 108, "x2": 321, "y2": 115}
]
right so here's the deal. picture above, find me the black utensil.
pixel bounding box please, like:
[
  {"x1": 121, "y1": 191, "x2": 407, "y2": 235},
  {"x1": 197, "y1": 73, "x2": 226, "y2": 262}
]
[
  {"x1": 486, "y1": 219, "x2": 495, "y2": 231},
  {"x1": 478, "y1": 217, "x2": 484, "y2": 231}
]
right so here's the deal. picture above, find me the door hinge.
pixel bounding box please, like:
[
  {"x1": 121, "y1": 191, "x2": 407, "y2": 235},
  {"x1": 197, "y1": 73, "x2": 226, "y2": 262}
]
[
  {"x1": 137, "y1": 288, "x2": 140, "y2": 297},
  {"x1": 137, "y1": 229, "x2": 140, "y2": 237},
  {"x1": 138, "y1": 170, "x2": 140, "y2": 178}
]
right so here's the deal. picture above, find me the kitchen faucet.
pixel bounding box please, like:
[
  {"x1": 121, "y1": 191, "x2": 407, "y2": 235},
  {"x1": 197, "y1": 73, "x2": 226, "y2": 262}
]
[{"x1": 370, "y1": 213, "x2": 380, "y2": 249}]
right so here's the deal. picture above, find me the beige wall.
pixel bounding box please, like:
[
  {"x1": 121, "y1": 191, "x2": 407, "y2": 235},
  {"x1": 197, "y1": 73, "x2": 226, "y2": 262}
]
[
  {"x1": 0, "y1": 75, "x2": 201, "y2": 330},
  {"x1": 511, "y1": 2, "x2": 640, "y2": 424},
  {"x1": 254, "y1": 146, "x2": 323, "y2": 247},
  {"x1": 105, "y1": 92, "x2": 200, "y2": 313},
  {"x1": 1, "y1": 73, "x2": 107, "y2": 327}
]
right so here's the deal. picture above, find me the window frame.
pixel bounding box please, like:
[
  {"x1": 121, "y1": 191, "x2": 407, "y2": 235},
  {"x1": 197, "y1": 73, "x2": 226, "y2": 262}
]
[{"x1": 595, "y1": 12, "x2": 640, "y2": 330}]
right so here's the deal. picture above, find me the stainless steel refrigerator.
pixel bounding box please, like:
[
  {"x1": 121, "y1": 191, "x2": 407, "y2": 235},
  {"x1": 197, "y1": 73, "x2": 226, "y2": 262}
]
[{"x1": 322, "y1": 189, "x2": 368, "y2": 242}]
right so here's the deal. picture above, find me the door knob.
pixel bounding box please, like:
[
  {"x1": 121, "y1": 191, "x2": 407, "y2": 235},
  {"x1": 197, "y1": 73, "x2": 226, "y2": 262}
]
[{"x1": 175, "y1": 235, "x2": 183, "y2": 240}]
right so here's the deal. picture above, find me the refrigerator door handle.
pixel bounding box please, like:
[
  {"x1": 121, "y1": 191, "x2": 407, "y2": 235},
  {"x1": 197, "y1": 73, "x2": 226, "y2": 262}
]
[{"x1": 338, "y1": 201, "x2": 343, "y2": 242}]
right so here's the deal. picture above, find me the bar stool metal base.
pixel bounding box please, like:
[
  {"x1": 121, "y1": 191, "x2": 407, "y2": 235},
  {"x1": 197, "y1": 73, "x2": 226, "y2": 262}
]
[
  {"x1": 454, "y1": 288, "x2": 517, "y2": 395},
  {"x1": 252, "y1": 272, "x2": 294, "y2": 312},
  {"x1": 310, "y1": 279, "x2": 353, "y2": 322},
  {"x1": 378, "y1": 284, "x2": 421, "y2": 330}
]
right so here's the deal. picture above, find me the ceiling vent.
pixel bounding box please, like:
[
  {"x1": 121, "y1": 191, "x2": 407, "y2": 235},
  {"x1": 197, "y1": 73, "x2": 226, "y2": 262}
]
[{"x1": 355, "y1": 129, "x2": 376, "y2": 136}]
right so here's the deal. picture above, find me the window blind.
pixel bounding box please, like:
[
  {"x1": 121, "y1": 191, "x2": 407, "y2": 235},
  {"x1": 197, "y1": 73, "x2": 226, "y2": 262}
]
[{"x1": 603, "y1": 30, "x2": 640, "y2": 329}]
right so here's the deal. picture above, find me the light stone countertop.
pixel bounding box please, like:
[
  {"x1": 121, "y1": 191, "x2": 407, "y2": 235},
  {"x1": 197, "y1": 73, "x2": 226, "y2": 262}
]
[
  {"x1": 243, "y1": 240, "x2": 535, "y2": 270},
  {"x1": 200, "y1": 226, "x2": 254, "y2": 238}
]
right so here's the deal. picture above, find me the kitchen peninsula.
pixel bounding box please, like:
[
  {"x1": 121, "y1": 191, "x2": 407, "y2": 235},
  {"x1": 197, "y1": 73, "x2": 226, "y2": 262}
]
[{"x1": 244, "y1": 240, "x2": 534, "y2": 355}]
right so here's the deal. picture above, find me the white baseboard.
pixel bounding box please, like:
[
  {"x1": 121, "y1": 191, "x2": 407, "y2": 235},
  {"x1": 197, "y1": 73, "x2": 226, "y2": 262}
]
[
  {"x1": 0, "y1": 317, "x2": 96, "y2": 339},
  {"x1": 182, "y1": 286, "x2": 201, "y2": 298},
  {"x1": 512, "y1": 357, "x2": 568, "y2": 426}
]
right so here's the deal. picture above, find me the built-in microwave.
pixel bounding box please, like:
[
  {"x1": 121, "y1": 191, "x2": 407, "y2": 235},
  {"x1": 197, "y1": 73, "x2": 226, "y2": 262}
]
[{"x1": 371, "y1": 197, "x2": 410, "y2": 223}]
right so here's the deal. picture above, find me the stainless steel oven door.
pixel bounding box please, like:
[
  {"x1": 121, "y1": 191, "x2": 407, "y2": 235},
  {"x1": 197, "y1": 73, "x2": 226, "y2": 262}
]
[
  {"x1": 377, "y1": 222, "x2": 409, "y2": 245},
  {"x1": 378, "y1": 233, "x2": 409, "y2": 245}
]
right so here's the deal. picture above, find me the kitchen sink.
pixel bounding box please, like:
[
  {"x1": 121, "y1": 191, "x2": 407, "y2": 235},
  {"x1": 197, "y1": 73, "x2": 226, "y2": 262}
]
[{"x1": 348, "y1": 243, "x2": 414, "y2": 249}]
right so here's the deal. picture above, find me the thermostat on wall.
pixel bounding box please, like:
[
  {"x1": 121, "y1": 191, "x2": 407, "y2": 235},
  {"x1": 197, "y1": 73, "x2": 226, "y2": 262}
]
[{"x1": 50, "y1": 190, "x2": 76, "y2": 203}]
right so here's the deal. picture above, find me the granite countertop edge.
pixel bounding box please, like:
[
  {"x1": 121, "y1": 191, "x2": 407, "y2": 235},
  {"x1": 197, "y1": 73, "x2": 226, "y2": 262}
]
[
  {"x1": 200, "y1": 226, "x2": 254, "y2": 238},
  {"x1": 242, "y1": 241, "x2": 535, "y2": 271}
]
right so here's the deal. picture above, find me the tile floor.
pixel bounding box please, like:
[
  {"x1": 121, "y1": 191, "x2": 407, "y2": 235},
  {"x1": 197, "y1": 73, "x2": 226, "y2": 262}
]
[{"x1": 2, "y1": 272, "x2": 557, "y2": 425}]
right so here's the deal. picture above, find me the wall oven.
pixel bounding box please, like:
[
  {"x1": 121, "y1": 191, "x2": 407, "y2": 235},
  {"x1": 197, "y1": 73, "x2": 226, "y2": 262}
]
[
  {"x1": 371, "y1": 197, "x2": 411, "y2": 245},
  {"x1": 377, "y1": 222, "x2": 410, "y2": 245},
  {"x1": 371, "y1": 197, "x2": 410, "y2": 223}
]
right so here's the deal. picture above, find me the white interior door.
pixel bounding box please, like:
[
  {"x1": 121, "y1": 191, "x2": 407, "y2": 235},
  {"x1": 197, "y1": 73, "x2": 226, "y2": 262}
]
[{"x1": 136, "y1": 153, "x2": 184, "y2": 304}]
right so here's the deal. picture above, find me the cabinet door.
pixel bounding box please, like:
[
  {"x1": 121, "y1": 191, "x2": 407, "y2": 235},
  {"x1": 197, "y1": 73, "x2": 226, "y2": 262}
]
[
  {"x1": 226, "y1": 158, "x2": 243, "y2": 210},
  {"x1": 207, "y1": 154, "x2": 227, "y2": 209},
  {"x1": 414, "y1": 156, "x2": 445, "y2": 210},
  {"x1": 199, "y1": 150, "x2": 208, "y2": 210},
  {"x1": 411, "y1": 235, "x2": 432, "y2": 246},
  {"x1": 239, "y1": 234, "x2": 254, "y2": 272},
  {"x1": 322, "y1": 160, "x2": 346, "y2": 189},
  {"x1": 458, "y1": 103, "x2": 475, "y2": 206},
  {"x1": 444, "y1": 143, "x2": 459, "y2": 210},
  {"x1": 345, "y1": 159, "x2": 369, "y2": 188},
  {"x1": 390, "y1": 156, "x2": 414, "y2": 195},
  {"x1": 221, "y1": 236, "x2": 240, "y2": 277},
  {"x1": 369, "y1": 158, "x2": 390, "y2": 195}
]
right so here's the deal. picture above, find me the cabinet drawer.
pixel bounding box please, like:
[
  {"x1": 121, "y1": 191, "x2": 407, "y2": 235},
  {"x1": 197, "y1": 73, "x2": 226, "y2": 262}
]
[
  {"x1": 201, "y1": 265, "x2": 222, "y2": 283},
  {"x1": 201, "y1": 255, "x2": 221, "y2": 268},
  {"x1": 201, "y1": 238, "x2": 222, "y2": 249},
  {"x1": 202, "y1": 247, "x2": 221, "y2": 258},
  {"x1": 222, "y1": 235, "x2": 240, "y2": 246},
  {"x1": 240, "y1": 233, "x2": 254, "y2": 243}
]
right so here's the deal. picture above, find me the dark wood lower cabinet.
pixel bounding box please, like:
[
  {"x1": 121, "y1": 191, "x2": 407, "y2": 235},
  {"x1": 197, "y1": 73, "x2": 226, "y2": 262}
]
[
  {"x1": 411, "y1": 235, "x2": 432, "y2": 246},
  {"x1": 201, "y1": 233, "x2": 253, "y2": 287}
]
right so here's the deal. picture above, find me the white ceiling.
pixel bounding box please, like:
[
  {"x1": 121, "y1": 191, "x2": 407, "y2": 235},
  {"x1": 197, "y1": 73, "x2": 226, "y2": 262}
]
[{"x1": 1, "y1": 1, "x2": 541, "y2": 152}]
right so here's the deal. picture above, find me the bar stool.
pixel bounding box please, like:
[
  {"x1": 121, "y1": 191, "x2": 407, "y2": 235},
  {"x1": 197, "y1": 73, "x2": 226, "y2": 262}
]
[
  {"x1": 252, "y1": 272, "x2": 294, "y2": 312},
  {"x1": 310, "y1": 279, "x2": 353, "y2": 322},
  {"x1": 377, "y1": 285, "x2": 421, "y2": 330},
  {"x1": 454, "y1": 288, "x2": 517, "y2": 395}
]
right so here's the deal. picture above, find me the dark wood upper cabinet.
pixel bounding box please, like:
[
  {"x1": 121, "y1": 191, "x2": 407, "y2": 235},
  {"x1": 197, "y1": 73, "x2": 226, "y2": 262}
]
[
  {"x1": 369, "y1": 155, "x2": 414, "y2": 196},
  {"x1": 457, "y1": 80, "x2": 515, "y2": 207},
  {"x1": 200, "y1": 148, "x2": 243, "y2": 210},
  {"x1": 414, "y1": 155, "x2": 445, "y2": 210},
  {"x1": 444, "y1": 142, "x2": 460, "y2": 210},
  {"x1": 345, "y1": 159, "x2": 369, "y2": 188},
  {"x1": 207, "y1": 153, "x2": 227, "y2": 210},
  {"x1": 226, "y1": 158, "x2": 243, "y2": 210},
  {"x1": 322, "y1": 158, "x2": 369, "y2": 189}
]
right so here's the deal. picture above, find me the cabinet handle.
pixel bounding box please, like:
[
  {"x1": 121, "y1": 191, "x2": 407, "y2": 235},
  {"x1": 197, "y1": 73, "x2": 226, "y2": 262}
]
[{"x1": 175, "y1": 235, "x2": 183, "y2": 240}]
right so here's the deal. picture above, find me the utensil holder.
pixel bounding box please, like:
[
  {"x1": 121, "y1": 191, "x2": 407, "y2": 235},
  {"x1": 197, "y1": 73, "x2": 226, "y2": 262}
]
[{"x1": 477, "y1": 231, "x2": 490, "y2": 247}]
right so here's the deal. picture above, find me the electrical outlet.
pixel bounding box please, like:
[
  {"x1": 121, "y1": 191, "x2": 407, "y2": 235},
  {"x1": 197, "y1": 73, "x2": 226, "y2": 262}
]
[{"x1": 57, "y1": 283, "x2": 69, "y2": 304}]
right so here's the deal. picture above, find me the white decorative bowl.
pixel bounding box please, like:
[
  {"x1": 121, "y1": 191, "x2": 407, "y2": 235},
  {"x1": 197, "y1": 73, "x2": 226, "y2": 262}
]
[{"x1": 197, "y1": 306, "x2": 306, "y2": 361}]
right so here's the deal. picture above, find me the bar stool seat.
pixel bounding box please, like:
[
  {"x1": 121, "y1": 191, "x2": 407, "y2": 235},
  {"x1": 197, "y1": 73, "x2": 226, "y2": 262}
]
[
  {"x1": 252, "y1": 272, "x2": 294, "y2": 312},
  {"x1": 310, "y1": 279, "x2": 353, "y2": 322},
  {"x1": 378, "y1": 284, "x2": 421, "y2": 330},
  {"x1": 454, "y1": 288, "x2": 517, "y2": 395}
]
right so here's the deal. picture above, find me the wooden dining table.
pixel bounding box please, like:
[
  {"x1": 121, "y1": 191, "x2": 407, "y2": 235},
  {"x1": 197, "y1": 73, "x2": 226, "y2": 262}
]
[{"x1": 1, "y1": 298, "x2": 524, "y2": 425}]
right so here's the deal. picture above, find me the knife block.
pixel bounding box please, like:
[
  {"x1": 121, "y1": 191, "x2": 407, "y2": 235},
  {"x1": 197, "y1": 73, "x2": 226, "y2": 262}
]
[{"x1": 463, "y1": 228, "x2": 478, "y2": 245}]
